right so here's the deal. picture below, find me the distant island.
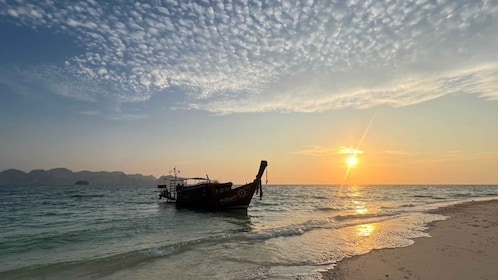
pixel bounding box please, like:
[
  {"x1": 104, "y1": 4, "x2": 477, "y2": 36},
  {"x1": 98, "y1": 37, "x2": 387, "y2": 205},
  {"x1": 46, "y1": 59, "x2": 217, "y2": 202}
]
[{"x1": 0, "y1": 168, "x2": 163, "y2": 187}]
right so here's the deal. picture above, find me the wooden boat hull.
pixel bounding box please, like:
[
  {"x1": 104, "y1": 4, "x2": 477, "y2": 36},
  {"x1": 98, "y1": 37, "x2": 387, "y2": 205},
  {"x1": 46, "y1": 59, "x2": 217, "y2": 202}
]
[
  {"x1": 175, "y1": 180, "x2": 260, "y2": 209},
  {"x1": 159, "y1": 160, "x2": 267, "y2": 210}
]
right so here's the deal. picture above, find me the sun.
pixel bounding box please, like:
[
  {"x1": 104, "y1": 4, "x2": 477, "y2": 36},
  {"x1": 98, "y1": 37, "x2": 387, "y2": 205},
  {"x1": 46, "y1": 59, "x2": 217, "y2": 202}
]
[{"x1": 347, "y1": 155, "x2": 358, "y2": 167}]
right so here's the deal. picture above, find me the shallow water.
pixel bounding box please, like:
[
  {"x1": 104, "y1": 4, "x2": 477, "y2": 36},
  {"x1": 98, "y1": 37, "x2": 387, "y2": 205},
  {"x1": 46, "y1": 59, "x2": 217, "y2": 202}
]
[{"x1": 1, "y1": 185, "x2": 497, "y2": 279}]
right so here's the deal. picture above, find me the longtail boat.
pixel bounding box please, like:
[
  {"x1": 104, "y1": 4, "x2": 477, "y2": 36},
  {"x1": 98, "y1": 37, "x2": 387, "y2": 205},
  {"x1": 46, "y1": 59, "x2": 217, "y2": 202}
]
[{"x1": 159, "y1": 160, "x2": 267, "y2": 210}]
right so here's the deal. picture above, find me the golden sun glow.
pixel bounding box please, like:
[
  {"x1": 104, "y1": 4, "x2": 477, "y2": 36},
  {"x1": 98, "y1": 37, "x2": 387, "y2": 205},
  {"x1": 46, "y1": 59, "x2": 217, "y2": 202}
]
[
  {"x1": 347, "y1": 155, "x2": 358, "y2": 167},
  {"x1": 341, "y1": 147, "x2": 364, "y2": 185}
]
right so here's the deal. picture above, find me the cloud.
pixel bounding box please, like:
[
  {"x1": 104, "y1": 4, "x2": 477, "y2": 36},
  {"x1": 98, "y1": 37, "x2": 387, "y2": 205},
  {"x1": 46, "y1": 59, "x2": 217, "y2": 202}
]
[
  {"x1": 79, "y1": 110, "x2": 149, "y2": 121},
  {"x1": 337, "y1": 147, "x2": 364, "y2": 155},
  {"x1": 474, "y1": 151, "x2": 498, "y2": 160},
  {"x1": 382, "y1": 150, "x2": 414, "y2": 156},
  {"x1": 442, "y1": 150, "x2": 462, "y2": 159},
  {"x1": 1, "y1": 0, "x2": 497, "y2": 114},
  {"x1": 294, "y1": 145, "x2": 363, "y2": 157}
]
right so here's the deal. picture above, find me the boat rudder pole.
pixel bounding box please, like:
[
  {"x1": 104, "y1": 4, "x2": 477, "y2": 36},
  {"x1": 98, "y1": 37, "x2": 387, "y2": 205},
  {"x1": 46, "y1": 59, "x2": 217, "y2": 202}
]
[
  {"x1": 255, "y1": 160, "x2": 268, "y2": 181},
  {"x1": 255, "y1": 160, "x2": 267, "y2": 199}
]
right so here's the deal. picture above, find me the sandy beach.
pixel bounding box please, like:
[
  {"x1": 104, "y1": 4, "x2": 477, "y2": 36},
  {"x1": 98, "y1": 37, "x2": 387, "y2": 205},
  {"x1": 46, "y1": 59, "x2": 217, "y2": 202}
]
[{"x1": 323, "y1": 200, "x2": 498, "y2": 280}]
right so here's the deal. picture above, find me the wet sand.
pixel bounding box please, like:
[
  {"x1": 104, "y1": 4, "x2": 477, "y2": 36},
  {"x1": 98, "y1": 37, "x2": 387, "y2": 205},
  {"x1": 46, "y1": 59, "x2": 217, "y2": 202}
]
[{"x1": 322, "y1": 200, "x2": 498, "y2": 280}]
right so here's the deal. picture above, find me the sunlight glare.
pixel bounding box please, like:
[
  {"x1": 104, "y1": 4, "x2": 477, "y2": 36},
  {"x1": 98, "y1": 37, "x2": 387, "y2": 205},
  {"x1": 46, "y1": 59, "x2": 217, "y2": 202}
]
[
  {"x1": 355, "y1": 207, "x2": 368, "y2": 215},
  {"x1": 347, "y1": 155, "x2": 358, "y2": 167},
  {"x1": 356, "y1": 224, "x2": 376, "y2": 237}
]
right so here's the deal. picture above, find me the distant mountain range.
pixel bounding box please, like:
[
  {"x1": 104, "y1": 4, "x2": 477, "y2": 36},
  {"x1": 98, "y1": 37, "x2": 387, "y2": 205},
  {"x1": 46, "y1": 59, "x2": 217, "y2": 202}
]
[{"x1": 0, "y1": 168, "x2": 164, "y2": 187}]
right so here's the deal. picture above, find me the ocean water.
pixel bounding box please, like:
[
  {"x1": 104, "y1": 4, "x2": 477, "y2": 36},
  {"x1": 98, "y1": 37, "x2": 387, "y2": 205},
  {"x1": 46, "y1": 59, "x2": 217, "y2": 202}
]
[{"x1": 1, "y1": 185, "x2": 497, "y2": 280}]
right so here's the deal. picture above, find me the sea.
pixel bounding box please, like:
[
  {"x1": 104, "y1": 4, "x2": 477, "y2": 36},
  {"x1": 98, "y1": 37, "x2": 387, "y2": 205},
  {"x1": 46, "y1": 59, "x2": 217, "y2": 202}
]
[{"x1": 1, "y1": 185, "x2": 497, "y2": 280}]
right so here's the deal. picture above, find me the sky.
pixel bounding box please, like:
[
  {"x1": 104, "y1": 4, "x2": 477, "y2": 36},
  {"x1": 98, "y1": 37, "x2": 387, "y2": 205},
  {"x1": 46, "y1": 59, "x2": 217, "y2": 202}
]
[{"x1": 1, "y1": 0, "x2": 497, "y2": 185}]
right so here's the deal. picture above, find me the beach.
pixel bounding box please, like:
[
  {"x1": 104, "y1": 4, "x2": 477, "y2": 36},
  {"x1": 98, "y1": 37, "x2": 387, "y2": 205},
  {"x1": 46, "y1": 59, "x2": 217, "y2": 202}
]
[{"x1": 322, "y1": 199, "x2": 498, "y2": 280}]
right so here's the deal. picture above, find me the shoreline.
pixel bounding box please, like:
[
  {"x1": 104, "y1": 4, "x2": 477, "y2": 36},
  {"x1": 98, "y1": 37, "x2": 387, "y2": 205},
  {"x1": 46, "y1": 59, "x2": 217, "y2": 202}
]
[{"x1": 322, "y1": 199, "x2": 498, "y2": 280}]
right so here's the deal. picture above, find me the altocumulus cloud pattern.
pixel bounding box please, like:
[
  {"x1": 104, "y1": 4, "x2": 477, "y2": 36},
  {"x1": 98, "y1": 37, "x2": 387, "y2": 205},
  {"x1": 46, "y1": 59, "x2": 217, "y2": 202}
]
[{"x1": 1, "y1": 0, "x2": 498, "y2": 114}]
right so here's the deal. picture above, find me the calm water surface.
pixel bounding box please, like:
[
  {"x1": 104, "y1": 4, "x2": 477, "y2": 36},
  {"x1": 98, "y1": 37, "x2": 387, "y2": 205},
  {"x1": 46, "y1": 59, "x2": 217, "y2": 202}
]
[{"x1": 1, "y1": 185, "x2": 497, "y2": 279}]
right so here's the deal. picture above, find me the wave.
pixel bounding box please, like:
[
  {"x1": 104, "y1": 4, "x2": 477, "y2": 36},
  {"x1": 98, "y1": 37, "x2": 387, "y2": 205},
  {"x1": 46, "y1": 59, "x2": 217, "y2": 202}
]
[
  {"x1": 0, "y1": 247, "x2": 161, "y2": 279},
  {"x1": 0, "y1": 233, "x2": 237, "y2": 279},
  {"x1": 334, "y1": 212, "x2": 397, "y2": 222},
  {"x1": 248, "y1": 227, "x2": 306, "y2": 240},
  {"x1": 247, "y1": 220, "x2": 329, "y2": 241},
  {"x1": 310, "y1": 195, "x2": 329, "y2": 200},
  {"x1": 451, "y1": 193, "x2": 473, "y2": 198},
  {"x1": 379, "y1": 203, "x2": 417, "y2": 209},
  {"x1": 413, "y1": 195, "x2": 446, "y2": 200},
  {"x1": 400, "y1": 203, "x2": 417, "y2": 208},
  {"x1": 70, "y1": 194, "x2": 106, "y2": 198},
  {"x1": 316, "y1": 206, "x2": 340, "y2": 212},
  {"x1": 413, "y1": 194, "x2": 434, "y2": 198}
]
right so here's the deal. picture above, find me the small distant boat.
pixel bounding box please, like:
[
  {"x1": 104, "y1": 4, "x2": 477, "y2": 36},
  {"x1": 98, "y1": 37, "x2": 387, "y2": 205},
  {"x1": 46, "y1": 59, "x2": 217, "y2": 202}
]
[
  {"x1": 75, "y1": 180, "x2": 90, "y2": 185},
  {"x1": 159, "y1": 160, "x2": 267, "y2": 210}
]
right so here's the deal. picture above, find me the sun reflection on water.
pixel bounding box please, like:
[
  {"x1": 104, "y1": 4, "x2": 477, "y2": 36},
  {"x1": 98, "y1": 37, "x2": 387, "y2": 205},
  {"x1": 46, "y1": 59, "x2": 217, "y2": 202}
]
[
  {"x1": 355, "y1": 224, "x2": 376, "y2": 237},
  {"x1": 355, "y1": 205, "x2": 368, "y2": 215},
  {"x1": 351, "y1": 196, "x2": 368, "y2": 215}
]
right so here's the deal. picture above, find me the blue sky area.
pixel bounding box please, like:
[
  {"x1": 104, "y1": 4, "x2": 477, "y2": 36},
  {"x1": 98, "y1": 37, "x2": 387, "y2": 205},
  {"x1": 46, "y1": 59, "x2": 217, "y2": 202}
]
[{"x1": 1, "y1": 0, "x2": 497, "y2": 184}]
